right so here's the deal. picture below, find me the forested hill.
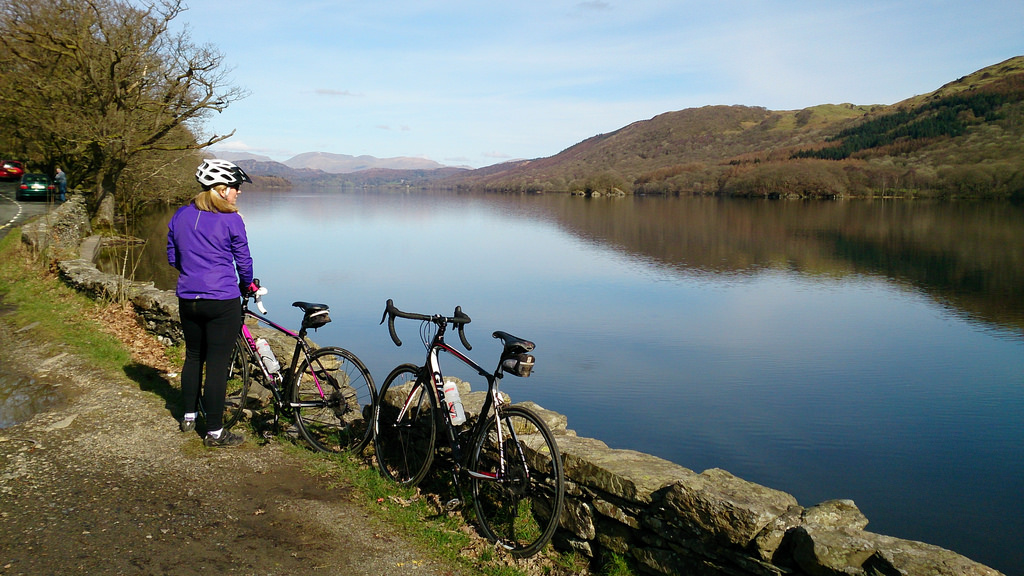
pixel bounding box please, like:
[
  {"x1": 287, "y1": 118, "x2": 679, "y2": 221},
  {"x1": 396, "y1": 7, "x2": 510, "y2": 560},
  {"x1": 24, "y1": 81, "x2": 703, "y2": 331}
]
[{"x1": 446, "y1": 56, "x2": 1024, "y2": 199}]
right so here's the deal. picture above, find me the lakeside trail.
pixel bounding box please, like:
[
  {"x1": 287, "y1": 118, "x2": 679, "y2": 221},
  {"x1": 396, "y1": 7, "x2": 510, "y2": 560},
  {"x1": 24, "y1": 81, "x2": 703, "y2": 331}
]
[{"x1": 0, "y1": 296, "x2": 473, "y2": 576}]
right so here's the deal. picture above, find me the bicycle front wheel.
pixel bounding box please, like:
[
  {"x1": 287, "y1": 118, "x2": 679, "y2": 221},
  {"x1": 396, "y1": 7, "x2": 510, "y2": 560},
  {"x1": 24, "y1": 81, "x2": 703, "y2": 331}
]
[
  {"x1": 292, "y1": 346, "x2": 376, "y2": 454},
  {"x1": 373, "y1": 364, "x2": 436, "y2": 486},
  {"x1": 223, "y1": 335, "x2": 256, "y2": 429},
  {"x1": 470, "y1": 405, "x2": 565, "y2": 558}
]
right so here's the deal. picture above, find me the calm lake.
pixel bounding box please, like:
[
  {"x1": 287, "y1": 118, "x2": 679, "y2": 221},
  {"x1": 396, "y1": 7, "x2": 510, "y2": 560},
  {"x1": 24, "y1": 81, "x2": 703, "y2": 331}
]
[{"x1": 108, "y1": 188, "x2": 1022, "y2": 573}]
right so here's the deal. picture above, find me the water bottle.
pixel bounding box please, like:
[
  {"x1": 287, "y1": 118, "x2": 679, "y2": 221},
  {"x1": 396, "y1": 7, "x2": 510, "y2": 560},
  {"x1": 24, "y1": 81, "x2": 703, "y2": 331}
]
[
  {"x1": 442, "y1": 379, "x2": 466, "y2": 426},
  {"x1": 255, "y1": 338, "x2": 280, "y2": 374}
]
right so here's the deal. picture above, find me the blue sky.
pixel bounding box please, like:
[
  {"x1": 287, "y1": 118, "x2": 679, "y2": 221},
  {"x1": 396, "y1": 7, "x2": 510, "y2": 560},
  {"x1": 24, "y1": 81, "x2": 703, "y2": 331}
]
[{"x1": 175, "y1": 1, "x2": 1023, "y2": 168}]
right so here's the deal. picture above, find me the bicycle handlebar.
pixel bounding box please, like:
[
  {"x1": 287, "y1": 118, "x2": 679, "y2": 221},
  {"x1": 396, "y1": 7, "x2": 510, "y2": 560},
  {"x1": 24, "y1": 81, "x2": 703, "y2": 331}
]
[
  {"x1": 254, "y1": 286, "x2": 268, "y2": 314},
  {"x1": 242, "y1": 278, "x2": 269, "y2": 314},
  {"x1": 380, "y1": 298, "x2": 472, "y2": 350}
]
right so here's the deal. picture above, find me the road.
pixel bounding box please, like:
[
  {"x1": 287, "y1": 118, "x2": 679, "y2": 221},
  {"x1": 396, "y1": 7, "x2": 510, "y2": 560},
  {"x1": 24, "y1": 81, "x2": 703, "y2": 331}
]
[{"x1": 0, "y1": 181, "x2": 60, "y2": 242}]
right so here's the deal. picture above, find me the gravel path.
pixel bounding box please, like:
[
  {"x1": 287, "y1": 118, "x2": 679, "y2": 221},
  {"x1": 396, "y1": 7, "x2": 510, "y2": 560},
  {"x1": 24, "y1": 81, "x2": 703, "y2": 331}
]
[{"x1": 0, "y1": 311, "x2": 468, "y2": 576}]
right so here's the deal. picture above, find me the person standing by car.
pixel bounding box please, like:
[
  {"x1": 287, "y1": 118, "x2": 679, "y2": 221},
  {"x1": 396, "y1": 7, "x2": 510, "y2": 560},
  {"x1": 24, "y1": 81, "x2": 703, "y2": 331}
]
[
  {"x1": 54, "y1": 167, "x2": 67, "y2": 201},
  {"x1": 167, "y1": 159, "x2": 254, "y2": 447}
]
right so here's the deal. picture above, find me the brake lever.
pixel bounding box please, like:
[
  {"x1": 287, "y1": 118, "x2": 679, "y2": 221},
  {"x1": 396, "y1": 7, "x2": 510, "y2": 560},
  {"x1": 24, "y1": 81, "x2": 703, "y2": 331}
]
[
  {"x1": 454, "y1": 305, "x2": 472, "y2": 350},
  {"x1": 381, "y1": 299, "x2": 402, "y2": 346},
  {"x1": 254, "y1": 286, "x2": 268, "y2": 315}
]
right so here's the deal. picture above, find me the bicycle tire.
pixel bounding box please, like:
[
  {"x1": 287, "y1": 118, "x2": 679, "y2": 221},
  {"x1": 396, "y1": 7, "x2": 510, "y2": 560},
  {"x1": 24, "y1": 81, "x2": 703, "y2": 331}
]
[
  {"x1": 292, "y1": 346, "x2": 376, "y2": 454},
  {"x1": 223, "y1": 335, "x2": 255, "y2": 429},
  {"x1": 373, "y1": 363, "x2": 436, "y2": 485},
  {"x1": 470, "y1": 405, "x2": 565, "y2": 558}
]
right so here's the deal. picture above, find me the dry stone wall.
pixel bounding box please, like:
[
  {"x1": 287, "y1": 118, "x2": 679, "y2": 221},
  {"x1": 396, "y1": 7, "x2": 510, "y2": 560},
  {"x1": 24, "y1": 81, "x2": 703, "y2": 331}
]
[{"x1": 23, "y1": 199, "x2": 1004, "y2": 576}]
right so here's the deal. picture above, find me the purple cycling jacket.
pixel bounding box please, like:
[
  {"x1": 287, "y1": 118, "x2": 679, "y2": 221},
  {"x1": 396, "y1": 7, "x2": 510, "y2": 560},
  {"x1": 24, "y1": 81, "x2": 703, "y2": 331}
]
[{"x1": 167, "y1": 203, "x2": 253, "y2": 300}]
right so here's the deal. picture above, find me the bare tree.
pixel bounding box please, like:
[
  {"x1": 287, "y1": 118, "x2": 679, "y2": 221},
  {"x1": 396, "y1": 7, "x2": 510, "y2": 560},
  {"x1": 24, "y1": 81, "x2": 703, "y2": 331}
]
[{"x1": 0, "y1": 0, "x2": 246, "y2": 223}]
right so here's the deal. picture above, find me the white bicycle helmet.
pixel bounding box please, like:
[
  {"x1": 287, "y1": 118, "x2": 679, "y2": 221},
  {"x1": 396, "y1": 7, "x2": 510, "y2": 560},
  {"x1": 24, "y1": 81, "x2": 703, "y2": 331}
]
[{"x1": 195, "y1": 159, "x2": 252, "y2": 190}]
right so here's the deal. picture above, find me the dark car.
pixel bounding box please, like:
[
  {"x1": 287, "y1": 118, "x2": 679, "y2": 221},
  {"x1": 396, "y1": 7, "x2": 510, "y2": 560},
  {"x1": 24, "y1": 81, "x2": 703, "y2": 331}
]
[
  {"x1": 16, "y1": 173, "x2": 56, "y2": 201},
  {"x1": 0, "y1": 161, "x2": 25, "y2": 181}
]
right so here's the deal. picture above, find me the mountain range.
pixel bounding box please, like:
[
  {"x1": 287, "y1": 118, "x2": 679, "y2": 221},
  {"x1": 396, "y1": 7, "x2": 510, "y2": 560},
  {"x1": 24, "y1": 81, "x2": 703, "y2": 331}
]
[
  {"x1": 208, "y1": 150, "x2": 466, "y2": 188},
  {"x1": 211, "y1": 150, "x2": 453, "y2": 173},
  {"x1": 221, "y1": 55, "x2": 1024, "y2": 199}
]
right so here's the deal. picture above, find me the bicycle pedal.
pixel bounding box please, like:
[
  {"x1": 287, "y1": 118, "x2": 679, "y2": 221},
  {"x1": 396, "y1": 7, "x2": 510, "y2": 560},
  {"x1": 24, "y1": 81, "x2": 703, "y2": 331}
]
[{"x1": 444, "y1": 498, "x2": 462, "y2": 511}]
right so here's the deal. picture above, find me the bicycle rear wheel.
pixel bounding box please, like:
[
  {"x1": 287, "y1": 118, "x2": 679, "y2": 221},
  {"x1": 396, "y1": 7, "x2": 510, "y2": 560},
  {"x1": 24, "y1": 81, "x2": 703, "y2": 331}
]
[
  {"x1": 223, "y1": 335, "x2": 255, "y2": 429},
  {"x1": 373, "y1": 364, "x2": 436, "y2": 485},
  {"x1": 470, "y1": 405, "x2": 565, "y2": 558},
  {"x1": 292, "y1": 346, "x2": 376, "y2": 454}
]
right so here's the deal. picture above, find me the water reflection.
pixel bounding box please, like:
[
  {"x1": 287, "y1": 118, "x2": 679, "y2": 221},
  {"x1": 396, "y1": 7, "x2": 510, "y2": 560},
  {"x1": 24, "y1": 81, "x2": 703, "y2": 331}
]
[
  {"x1": 107, "y1": 194, "x2": 1024, "y2": 337},
  {"x1": 0, "y1": 370, "x2": 64, "y2": 428},
  {"x1": 487, "y1": 195, "x2": 1024, "y2": 335},
  {"x1": 95, "y1": 209, "x2": 179, "y2": 292}
]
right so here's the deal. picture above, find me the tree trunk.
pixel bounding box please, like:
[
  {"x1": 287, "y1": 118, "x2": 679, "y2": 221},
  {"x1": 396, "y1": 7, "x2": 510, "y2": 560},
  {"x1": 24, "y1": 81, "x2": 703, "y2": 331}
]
[
  {"x1": 95, "y1": 194, "x2": 116, "y2": 230},
  {"x1": 91, "y1": 167, "x2": 121, "y2": 230}
]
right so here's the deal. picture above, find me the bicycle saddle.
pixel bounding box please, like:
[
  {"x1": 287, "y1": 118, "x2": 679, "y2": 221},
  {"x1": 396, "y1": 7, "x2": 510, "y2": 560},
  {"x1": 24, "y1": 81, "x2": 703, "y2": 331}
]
[
  {"x1": 292, "y1": 301, "x2": 329, "y2": 313},
  {"x1": 492, "y1": 331, "x2": 535, "y2": 354}
]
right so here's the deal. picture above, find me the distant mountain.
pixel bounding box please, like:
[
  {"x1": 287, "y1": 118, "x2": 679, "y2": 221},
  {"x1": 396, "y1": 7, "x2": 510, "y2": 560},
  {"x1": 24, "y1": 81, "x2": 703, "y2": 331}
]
[
  {"x1": 284, "y1": 152, "x2": 446, "y2": 173},
  {"x1": 231, "y1": 158, "x2": 467, "y2": 188},
  {"x1": 208, "y1": 150, "x2": 276, "y2": 164},
  {"x1": 445, "y1": 55, "x2": 1024, "y2": 200},
  {"x1": 230, "y1": 160, "x2": 315, "y2": 181},
  {"x1": 210, "y1": 150, "x2": 450, "y2": 174},
  {"x1": 210, "y1": 149, "x2": 463, "y2": 188}
]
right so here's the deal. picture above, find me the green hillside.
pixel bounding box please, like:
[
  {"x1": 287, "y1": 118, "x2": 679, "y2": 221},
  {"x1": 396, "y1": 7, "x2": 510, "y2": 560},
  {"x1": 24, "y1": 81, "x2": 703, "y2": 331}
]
[{"x1": 448, "y1": 56, "x2": 1024, "y2": 199}]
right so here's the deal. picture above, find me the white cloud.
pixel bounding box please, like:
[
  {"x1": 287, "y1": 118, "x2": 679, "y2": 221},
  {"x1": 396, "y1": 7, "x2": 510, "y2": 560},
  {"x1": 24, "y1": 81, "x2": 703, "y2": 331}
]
[{"x1": 314, "y1": 89, "x2": 358, "y2": 97}]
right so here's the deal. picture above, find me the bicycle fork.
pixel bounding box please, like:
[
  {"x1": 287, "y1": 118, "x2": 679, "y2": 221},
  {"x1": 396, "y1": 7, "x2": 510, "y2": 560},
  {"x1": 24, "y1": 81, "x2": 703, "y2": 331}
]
[{"x1": 423, "y1": 350, "x2": 471, "y2": 510}]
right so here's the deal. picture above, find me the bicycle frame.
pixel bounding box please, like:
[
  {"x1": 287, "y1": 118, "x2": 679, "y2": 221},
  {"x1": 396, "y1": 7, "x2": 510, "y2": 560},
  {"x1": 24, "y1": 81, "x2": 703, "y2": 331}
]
[
  {"x1": 238, "y1": 302, "x2": 335, "y2": 414},
  {"x1": 428, "y1": 341, "x2": 528, "y2": 488},
  {"x1": 227, "y1": 285, "x2": 376, "y2": 454},
  {"x1": 240, "y1": 308, "x2": 300, "y2": 394},
  {"x1": 412, "y1": 321, "x2": 502, "y2": 475}
]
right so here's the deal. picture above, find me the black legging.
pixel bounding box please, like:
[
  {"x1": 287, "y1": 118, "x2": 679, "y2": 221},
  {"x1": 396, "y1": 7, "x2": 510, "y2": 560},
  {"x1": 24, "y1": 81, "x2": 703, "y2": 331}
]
[{"x1": 178, "y1": 298, "x2": 242, "y2": 432}]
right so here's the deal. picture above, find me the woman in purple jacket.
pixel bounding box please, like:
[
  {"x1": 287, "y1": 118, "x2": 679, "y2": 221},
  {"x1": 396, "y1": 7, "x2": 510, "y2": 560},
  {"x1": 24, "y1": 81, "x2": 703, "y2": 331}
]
[{"x1": 167, "y1": 159, "x2": 254, "y2": 447}]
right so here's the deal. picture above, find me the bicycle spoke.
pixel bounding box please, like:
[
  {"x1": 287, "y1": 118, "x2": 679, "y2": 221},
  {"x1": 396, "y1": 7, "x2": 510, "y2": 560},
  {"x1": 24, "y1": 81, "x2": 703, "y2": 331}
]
[
  {"x1": 373, "y1": 364, "x2": 436, "y2": 485},
  {"x1": 470, "y1": 406, "x2": 564, "y2": 557},
  {"x1": 293, "y1": 346, "x2": 376, "y2": 454},
  {"x1": 224, "y1": 335, "x2": 259, "y2": 429}
]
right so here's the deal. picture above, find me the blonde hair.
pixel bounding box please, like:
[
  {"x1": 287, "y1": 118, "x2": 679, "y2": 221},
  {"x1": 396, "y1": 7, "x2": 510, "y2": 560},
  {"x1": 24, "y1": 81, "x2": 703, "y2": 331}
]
[{"x1": 193, "y1": 185, "x2": 238, "y2": 213}]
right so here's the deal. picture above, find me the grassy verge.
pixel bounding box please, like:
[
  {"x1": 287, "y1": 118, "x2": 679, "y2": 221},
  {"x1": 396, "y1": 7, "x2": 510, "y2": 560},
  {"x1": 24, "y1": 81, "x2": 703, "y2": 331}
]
[
  {"x1": 0, "y1": 229, "x2": 633, "y2": 576},
  {"x1": 0, "y1": 231, "x2": 131, "y2": 374}
]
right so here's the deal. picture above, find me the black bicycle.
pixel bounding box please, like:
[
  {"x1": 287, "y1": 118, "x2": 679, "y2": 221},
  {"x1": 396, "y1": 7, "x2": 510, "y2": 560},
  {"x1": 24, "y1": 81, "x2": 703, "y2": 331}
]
[
  {"x1": 373, "y1": 299, "x2": 565, "y2": 557},
  {"x1": 223, "y1": 281, "x2": 376, "y2": 454}
]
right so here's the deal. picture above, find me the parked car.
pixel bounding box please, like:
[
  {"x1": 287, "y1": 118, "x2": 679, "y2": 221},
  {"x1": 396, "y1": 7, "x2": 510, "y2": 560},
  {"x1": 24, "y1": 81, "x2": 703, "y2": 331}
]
[
  {"x1": 16, "y1": 173, "x2": 56, "y2": 201},
  {"x1": 0, "y1": 160, "x2": 25, "y2": 181}
]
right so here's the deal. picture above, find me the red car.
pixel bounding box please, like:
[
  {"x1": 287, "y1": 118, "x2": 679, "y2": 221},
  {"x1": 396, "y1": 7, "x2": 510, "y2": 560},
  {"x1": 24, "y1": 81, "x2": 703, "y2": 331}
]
[{"x1": 0, "y1": 160, "x2": 25, "y2": 181}]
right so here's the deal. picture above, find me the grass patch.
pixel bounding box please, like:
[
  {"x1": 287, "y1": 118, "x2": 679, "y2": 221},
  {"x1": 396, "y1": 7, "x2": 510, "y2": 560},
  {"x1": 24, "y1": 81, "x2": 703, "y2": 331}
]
[
  {"x1": 264, "y1": 437, "x2": 578, "y2": 576},
  {"x1": 0, "y1": 231, "x2": 131, "y2": 374},
  {"x1": 313, "y1": 451, "x2": 489, "y2": 571},
  {"x1": 599, "y1": 553, "x2": 636, "y2": 576}
]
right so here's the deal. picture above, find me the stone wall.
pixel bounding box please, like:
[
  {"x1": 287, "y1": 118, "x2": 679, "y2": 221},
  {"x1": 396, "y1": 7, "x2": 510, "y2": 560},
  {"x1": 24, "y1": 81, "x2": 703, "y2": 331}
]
[
  {"x1": 22, "y1": 199, "x2": 1004, "y2": 576},
  {"x1": 18, "y1": 197, "x2": 183, "y2": 345},
  {"x1": 444, "y1": 392, "x2": 1002, "y2": 576}
]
